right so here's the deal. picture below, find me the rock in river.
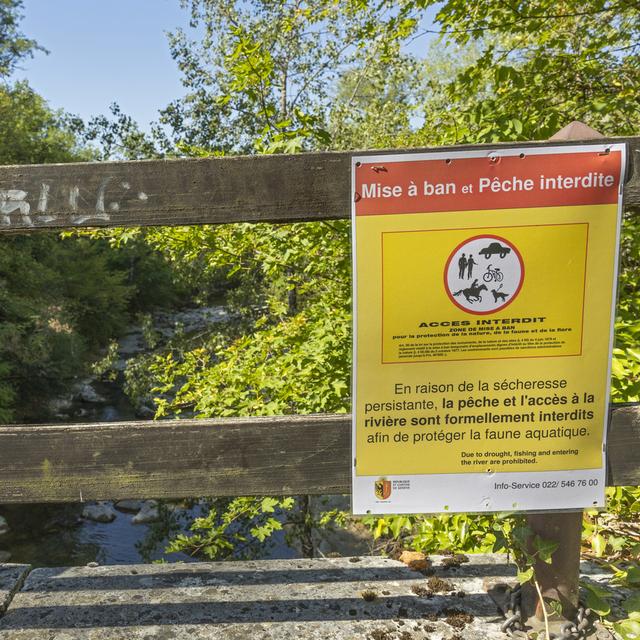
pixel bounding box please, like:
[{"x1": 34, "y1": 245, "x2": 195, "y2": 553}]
[
  {"x1": 114, "y1": 500, "x2": 144, "y2": 513},
  {"x1": 0, "y1": 516, "x2": 8, "y2": 536},
  {"x1": 82, "y1": 502, "x2": 117, "y2": 523},
  {"x1": 132, "y1": 500, "x2": 160, "y2": 525},
  {"x1": 76, "y1": 382, "x2": 105, "y2": 404}
]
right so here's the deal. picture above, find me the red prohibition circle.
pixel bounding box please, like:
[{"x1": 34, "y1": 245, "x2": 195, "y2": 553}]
[{"x1": 443, "y1": 234, "x2": 525, "y2": 315}]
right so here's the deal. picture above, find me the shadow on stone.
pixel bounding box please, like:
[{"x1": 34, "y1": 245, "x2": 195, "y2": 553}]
[{"x1": 0, "y1": 594, "x2": 499, "y2": 629}]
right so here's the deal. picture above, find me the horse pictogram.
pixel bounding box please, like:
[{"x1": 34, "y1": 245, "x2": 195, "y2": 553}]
[{"x1": 452, "y1": 280, "x2": 488, "y2": 304}]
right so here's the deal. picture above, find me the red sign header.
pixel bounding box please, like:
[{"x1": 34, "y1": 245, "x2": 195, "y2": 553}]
[{"x1": 354, "y1": 150, "x2": 622, "y2": 216}]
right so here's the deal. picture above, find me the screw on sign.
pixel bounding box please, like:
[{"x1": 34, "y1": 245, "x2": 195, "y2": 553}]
[{"x1": 444, "y1": 235, "x2": 524, "y2": 314}]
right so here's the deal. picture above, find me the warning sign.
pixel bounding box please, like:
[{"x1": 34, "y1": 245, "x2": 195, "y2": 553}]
[{"x1": 351, "y1": 144, "x2": 625, "y2": 514}]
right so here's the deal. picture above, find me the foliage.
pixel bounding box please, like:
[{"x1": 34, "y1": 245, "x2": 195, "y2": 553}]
[
  {"x1": 0, "y1": 234, "x2": 133, "y2": 421},
  {"x1": 0, "y1": 0, "x2": 41, "y2": 78},
  {"x1": 81, "y1": 0, "x2": 421, "y2": 557},
  {"x1": 0, "y1": 6, "x2": 141, "y2": 421},
  {"x1": 0, "y1": 219, "x2": 194, "y2": 423},
  {"x1": 0, "y1": 81, "x2": 86, "y2": 164},
  {"x1": 0, "y1": 86, "x2": 192, "y2": 421},
  {"x1": 578, "y1": 558, "x2": 640, "y2": 638},
  {"x1": 115, "y1": 219, "x2": 351, "y2": 419},
  {"x1": 363, "y1": 511, "x2": 509, "y2": 554},
  {"x1": 166, "y1": 496, "x2": 295, "y2": 560},
  {"x1": 329, "y1": 52, "x2": 421, "y2": 150},
  {"x1": 612, "y1": 215, "x2": 640, "y2": 401},
  {"x1": 71, "y1": 103, "x2": 159, "y2": 161},
  {"x1": 0, "y1": 77, "x2": 135, "y2": 421},
  {"x1": 149, "y1": 298, "x2": 350, "y2": 419},
  {"x1": 76, "y1": 0, "x2": 426, "y2": 157},
  {"x1": 414, "y1": 0, "x2": 640, "y2": 144},
  {"x1": 158, "y1": 0, "x2": 424, "y2": 154}
]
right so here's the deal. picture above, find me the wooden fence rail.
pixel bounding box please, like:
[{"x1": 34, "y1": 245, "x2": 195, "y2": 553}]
[
  {"x1": 0, "y1": 136, "x2": 638, "y2": 233},
  {"x1": 0, "y1": 404, "x2": 637, "y2": 504}
]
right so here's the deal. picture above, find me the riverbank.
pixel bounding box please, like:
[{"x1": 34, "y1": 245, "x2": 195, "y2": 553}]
[{"x1": 0, "y1": 305, "x2": 372, "y2": 567}]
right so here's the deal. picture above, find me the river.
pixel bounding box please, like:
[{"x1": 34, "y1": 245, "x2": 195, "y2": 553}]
[{"x1": 0, "y1": 306, "x2": 371, "y2": 567}]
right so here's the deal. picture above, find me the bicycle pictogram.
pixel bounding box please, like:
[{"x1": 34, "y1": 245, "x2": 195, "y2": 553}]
[{"x1": 482, "y1": 264, "x2": 504, "y2": 283}]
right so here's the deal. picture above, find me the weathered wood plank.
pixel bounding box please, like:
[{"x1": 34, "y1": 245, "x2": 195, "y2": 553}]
[
  {"x1": 607, "y1": 404, "x2": 640, "y2": 487},
  {"x1": 0, "y1": 405, "x2": 636, "y2": 503},
  {"x1": 0, "y1": 414, "x2": 351, "y2": 503},
  {"x1": 0, "y1": 137, "x2": 637, "y2": 232}
]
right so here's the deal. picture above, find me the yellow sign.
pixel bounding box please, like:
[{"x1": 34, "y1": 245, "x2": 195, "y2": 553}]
[{"x1": 352, "y1": 145, "x2": 625, "y2": 514}]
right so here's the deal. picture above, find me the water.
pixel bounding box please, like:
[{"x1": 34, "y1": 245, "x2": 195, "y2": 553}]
[
  {"x1": 2, "y1": 496, "x2": 370, "y2": 568},
  {"x1": 1, "y1": 503, "x2": 191, "y2": 567},
  {"x1": 0, "y1": 306, "x2": 372, "y2": 567}
]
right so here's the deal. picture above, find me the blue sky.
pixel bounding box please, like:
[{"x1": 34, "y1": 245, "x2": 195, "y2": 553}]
[{"x1": 14, "y1": 0, "x2": 192, "y2": 129}]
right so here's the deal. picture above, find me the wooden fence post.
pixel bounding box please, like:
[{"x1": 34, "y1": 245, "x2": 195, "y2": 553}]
[
  {"x1": 521, "y1": 510, "x2": 583, "y2": 623},
  {"x1": 521, "y1": 121, "x2": 608, "y2": 629}
]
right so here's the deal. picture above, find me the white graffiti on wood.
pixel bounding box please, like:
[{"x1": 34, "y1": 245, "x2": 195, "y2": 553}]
[
  {"x1": 71, "y1": 178, "x2": 112, "y2": 224},
  {"x1": 68, "y1": 185, "x2": 80, "y2": 212},
  {"x1": 36, "y1": 183, "x2": 55, "y2": 223},
  {"x1": 0, "y1": 178, "x2": 149, "y2": 227},
  {"x1": 0, "y1": 190, "x2": 31, "y2": 226}
]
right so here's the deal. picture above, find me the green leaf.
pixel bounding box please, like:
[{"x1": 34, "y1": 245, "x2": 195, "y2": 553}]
[
  {"x1": 374, "y1": 518, "x2": 387, "y2": 539},
  {"x1": 548, "y1": 599, "x2": 563, "y2": 617},
  {"x1": 517, "y1": 567, "x2": 533, "y2": 584},
  {"x1": 628, "y1": 567, "x2": 640, "y2": 587},
  {"x1": 627, "y1": 348, "x2": 640, "y2": 362},
  {"x1": 582, "y1": 582, "x2": 612, "y2": 616},
  {"x1": 581, "y1": 580, "x2": 613, "y2": 600},
  {"x1": 260, "y1": 497, "x2": 278, "y2": 513},
  {"x1": 591, "y1": 533, "x2": 607, "y2": 558},
  {"x1": 585, "y1": 588, "x2": 611, "y2": 616},
  {"x1": 459, "y1": 520, "x2": 468, "y2": 544},
  {"x1": 623, "y1": 593, "x2": 640, "y2": 614},
  {"x1": 614, "y1": 619, "x2": 640, "y2": 640},
  {"x1": 534, "y1": 535, "x2": 558, "y2": 563},
  {"x1": 611, "y1": 358, "x2": 626, "y2": 378}
]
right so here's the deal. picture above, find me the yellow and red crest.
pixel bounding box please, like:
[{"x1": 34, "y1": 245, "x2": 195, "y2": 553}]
[{"x1": 374, "y1": 479, "x2": 391, "y2": 500}]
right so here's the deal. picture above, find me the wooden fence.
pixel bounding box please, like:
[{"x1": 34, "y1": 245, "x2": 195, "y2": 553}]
[{"x1": 0, "y1": 135, "x2": 639, "y2": 505}]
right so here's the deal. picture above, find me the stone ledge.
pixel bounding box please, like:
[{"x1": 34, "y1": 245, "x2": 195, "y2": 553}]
[
  {"x1": 0, "y1": 564, "x2": 31, "y2": 615},
  {"x1": 0, "y1": 555, "x2": 515, "y2": 639}
]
